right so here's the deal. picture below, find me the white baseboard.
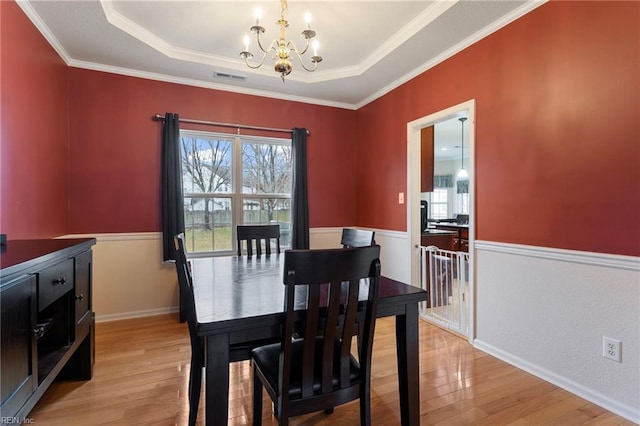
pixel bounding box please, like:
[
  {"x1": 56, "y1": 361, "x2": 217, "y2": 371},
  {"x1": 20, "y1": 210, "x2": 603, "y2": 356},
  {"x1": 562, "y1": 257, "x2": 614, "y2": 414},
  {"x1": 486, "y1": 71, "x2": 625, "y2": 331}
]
[{"x1": 474, "y1": 339, "x2": 640, "y2": 424}]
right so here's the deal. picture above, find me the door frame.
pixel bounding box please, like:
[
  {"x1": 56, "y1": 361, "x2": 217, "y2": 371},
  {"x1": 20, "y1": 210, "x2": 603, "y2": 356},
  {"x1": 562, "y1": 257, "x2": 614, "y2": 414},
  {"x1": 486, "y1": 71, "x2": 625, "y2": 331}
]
[{"x1": 406, "y1": 99, "x2": 476, "y2": 342}]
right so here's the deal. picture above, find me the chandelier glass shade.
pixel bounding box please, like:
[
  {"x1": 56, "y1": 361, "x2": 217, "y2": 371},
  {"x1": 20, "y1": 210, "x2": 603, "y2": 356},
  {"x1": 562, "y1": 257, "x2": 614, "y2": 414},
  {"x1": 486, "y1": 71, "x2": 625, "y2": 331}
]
[
  {"x1": 457, "y1": 117, "x2": 469, "y2": 179},
  {"x1": 240, "y1": 0, "x2": 322, "y2": 81}
]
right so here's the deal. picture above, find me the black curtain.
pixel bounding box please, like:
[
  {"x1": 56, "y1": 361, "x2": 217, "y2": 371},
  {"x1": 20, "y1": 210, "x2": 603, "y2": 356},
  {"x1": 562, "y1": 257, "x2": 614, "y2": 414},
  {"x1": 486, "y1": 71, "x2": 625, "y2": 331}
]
[
  {"x1": 161, "y1": 113, "x2": 185, "y2": 261},
  {"x1": 290, "y1": 128, "x2": 309, "y2": 249}
]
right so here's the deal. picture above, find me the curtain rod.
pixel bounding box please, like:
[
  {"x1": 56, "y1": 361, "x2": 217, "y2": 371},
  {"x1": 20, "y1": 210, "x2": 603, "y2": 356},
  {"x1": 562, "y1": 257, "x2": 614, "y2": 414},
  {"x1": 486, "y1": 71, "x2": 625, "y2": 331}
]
[{"x1": 152, "y1": 114, "x2": 309, "y2": 136}]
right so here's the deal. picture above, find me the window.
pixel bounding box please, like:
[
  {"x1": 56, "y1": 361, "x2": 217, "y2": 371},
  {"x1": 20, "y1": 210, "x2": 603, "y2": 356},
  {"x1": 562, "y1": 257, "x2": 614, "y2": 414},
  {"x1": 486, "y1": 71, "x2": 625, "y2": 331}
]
[
  {"x1": 457, "y1": 192, "x2": 469, "y2": 215},
  {"x1": 180, "y1": 130, "x2": 291, "y2": 255},
  {"x1": 430, "y1": 189, "x2": 448, "y2": 220},
  {"x1": 456, "y1": 179, "x2": 469, "y2": 215}
]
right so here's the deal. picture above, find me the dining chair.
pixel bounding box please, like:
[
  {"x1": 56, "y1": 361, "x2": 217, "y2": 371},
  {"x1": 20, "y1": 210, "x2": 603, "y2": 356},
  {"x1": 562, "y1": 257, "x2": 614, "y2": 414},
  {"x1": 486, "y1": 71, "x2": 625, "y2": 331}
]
[
  {"x1": 173, "y1": 234, "x2": 204, "y2": 426},
  {"x1": 237, "y1": 224, "x2": 281, "y2": 256},
  {"x1": 340, "y1": 228, "x2": 375, "y2": 248},
  {"x1": 251, "y1": 245, "x2": 382, "y2": 425},
  {"x1": 173, "y1": 233, "x2": 278, "y2": 426}
]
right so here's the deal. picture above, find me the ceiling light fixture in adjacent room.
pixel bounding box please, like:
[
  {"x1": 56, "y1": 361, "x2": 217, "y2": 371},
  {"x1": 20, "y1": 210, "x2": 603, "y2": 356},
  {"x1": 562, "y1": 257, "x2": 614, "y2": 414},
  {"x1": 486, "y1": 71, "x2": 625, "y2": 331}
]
[
  {"x1": 457, "y1": 117, "x2": 469, "y2": 179},
  {"x1": 240, "y1": 0, "x2": 322, "y2": 81}
]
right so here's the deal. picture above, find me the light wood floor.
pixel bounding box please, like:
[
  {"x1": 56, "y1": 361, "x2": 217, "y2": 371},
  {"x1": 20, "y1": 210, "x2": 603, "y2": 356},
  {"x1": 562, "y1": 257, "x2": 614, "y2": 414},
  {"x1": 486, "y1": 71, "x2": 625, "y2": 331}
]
[{"x1": 29, "y1": 314, "x2": 633, "y2": 425}]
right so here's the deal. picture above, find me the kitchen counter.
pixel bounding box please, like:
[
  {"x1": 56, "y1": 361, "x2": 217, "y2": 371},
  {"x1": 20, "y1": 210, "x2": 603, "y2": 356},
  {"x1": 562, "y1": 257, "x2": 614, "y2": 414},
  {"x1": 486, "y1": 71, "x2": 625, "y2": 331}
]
[
  {"x1": 421, "y1": 229, "x2": 457, "y2": 250},
  {"x1": 432, "y1": 223, "x2": 469, "y2": 252},
  {"x1": 430, "y1": 223, "x2": 469, "y2": 229},
  {"x1": 422, "y1": 229, "x2": 457, "y2": 235}
]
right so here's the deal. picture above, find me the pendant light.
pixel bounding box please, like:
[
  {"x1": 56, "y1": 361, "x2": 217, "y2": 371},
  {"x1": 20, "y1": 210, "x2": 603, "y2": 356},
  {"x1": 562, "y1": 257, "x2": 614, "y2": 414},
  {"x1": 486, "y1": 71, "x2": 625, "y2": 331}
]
[{"x1": 457, "y1": 117, "x2": 469, "y2": 179}]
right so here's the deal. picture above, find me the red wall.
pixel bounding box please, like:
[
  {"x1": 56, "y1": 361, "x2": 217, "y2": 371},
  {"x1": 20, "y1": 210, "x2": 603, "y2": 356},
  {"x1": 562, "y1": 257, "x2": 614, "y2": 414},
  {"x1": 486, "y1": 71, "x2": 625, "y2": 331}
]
[
  {"x1": 1, "y1": 1, "x2": 70, "y2": 239},
  {"x1": 356, "y1": 1, "x2": 640, "y2": 256},
  {"x1": 3, "y1": 1, "x2": 638, "y2": 257},
  {"x1": 66, "y1": 70, "x2": 357, "y2": 233}
]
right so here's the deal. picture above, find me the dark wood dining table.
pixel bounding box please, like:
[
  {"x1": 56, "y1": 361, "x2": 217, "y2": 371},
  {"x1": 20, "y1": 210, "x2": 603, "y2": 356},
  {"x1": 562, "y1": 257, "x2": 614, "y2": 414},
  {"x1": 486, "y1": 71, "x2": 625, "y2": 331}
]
[{"x1": 190, "y1": 253, "x2": 427, "y2": 425}]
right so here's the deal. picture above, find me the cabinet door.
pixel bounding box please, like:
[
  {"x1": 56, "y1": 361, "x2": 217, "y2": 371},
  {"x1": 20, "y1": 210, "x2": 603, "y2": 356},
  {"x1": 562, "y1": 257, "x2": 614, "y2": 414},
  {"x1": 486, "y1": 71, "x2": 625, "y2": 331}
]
[
  {"x1": 1, "y1": 274, "x2": 37, "y2": 417},
  {"x1": 74, "y1": 250, "x2": 92, "y2": 337},
  {"x1": 420, "y1": 126, "x2": 435, "y2": 193}
]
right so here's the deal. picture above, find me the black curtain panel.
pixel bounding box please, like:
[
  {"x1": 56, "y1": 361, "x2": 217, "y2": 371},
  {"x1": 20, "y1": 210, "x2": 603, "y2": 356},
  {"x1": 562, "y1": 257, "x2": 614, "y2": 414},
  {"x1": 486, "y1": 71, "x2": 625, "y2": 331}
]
[
  {"x1": 290, "y1": 128, "x2": 309, "y2": 249},
  {"x1": 161, "y1": 113, "x2": 185, "y2": 261}
]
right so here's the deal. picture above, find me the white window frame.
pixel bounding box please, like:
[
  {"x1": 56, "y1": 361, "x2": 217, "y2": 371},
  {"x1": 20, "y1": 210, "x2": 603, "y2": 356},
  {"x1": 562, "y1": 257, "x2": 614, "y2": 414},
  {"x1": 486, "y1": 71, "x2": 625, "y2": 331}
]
[
  {"x1": 430, "y1": 188, "x2": 449, "y2": 220},
  {"x1": 180, "y1": 130, "x2": 291, "y2": 257}
]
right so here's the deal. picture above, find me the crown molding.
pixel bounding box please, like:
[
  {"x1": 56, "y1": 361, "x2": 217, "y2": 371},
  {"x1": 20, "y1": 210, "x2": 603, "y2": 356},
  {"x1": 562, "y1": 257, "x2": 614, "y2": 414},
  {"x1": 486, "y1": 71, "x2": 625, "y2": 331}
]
[
  {"x1": 357, "y1": 0, "x2": 457, "y2": 75},
  {"x1": 99, "y1": 0, "x2": 456, "y2": 84},
  {"x1": 16, "y1": 0, "x2": 72, "y2": 64},
  {"x1": 355, "y1": 0, "x2": 548, "y2": 109},
  {"x1": 17, "y1": 0, "x2": 547, "y2": 110},
  {"x1": 67, "y1": 59, "x2": 356, "y2": 110},
  {"x1": 99, "y1": 0, "x2": 347, "y2": 85}
]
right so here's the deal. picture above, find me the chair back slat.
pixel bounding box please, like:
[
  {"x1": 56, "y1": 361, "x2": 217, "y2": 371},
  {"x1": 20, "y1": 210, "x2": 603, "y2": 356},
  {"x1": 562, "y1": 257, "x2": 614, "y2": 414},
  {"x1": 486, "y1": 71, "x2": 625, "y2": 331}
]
[
  {"x1": 279, "y1": 271, "x2": 297, "y2": 396},
  {"x1": 301, "y1": 285, "x2": 321, "y2": 398},
  {"x1": 339, "y1": 279, "x2": 360, "y2": 387},
  {"x1": 321, "y1": 283, "x2": 342, "y2": 393},
  {"x1": 237, "y1": 224, "x2": 281, "y2": 256}
]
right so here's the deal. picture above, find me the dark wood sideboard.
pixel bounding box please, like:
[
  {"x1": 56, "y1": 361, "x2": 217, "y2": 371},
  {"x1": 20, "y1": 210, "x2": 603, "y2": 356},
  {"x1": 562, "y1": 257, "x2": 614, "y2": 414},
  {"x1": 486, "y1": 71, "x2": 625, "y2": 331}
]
[{"x1": 1, "y1": 238, "x2": 96, "y2": 425}]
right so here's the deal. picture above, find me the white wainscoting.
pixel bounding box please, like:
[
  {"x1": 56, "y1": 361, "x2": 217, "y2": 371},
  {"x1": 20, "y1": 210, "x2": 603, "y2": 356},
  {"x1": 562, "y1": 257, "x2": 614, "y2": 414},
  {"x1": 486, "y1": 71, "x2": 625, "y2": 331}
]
[
  {"x1": 62, "y1": 231, "x2": 639, "y2": 421},
  {"x1": 474, "y1": 240, "x2": 640, "y2": 423},
  {"x1": 62, "y1": 233, "x2": 179, "y2": 322},
  {"x1": 62, "y1": 228, "x2": 413, "y2": 322}
]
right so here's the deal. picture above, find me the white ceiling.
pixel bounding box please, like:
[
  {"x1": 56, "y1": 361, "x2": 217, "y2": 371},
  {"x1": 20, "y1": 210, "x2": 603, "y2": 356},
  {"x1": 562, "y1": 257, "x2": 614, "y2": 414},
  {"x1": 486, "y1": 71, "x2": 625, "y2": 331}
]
[
  {"x1": 19, "y1": 0, "x2": 544, "y2": 110},
  {"x1": 435, "y1": 114, "x2": 469, "y2": 161}
]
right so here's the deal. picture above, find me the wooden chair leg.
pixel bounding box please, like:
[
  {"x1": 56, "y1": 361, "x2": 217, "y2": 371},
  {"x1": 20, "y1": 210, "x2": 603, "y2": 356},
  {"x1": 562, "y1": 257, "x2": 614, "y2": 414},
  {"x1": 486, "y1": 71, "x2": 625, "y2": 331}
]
[
  {"x1": 188, "y1": 359, "x2": 202, "y2": 426},
  {"x1": 277, "y1": 400, "x2": 289, "y2": 426},
  {"x1": 360, "y1": 385, "x2": 371, "y2": 426},
  {"x1": 253, "y1": 367, "x2": 263, "y2": 426}
]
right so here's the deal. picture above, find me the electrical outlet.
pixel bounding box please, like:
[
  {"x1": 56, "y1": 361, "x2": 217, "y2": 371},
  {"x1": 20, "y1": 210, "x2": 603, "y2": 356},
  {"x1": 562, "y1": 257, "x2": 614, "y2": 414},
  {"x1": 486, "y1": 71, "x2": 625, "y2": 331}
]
[{"x1": 603, "y1": 337, "x2": 621, "y2": 363}]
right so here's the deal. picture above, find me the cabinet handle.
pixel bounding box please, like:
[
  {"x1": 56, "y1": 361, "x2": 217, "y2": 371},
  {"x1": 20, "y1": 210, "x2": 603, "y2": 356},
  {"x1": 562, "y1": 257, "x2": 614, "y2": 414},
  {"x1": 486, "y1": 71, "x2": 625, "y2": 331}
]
[
  {"x1": 76, "y1": 294, "x2": 84, "y2": 301},
  {"x1": 33, "y1": 326, "x2": 45, "y2": 338},
  {"x1": 32, "y1": 319, "x2": 52, "y2": 339},
  {"x1": 52, "y1": 277, "x2": 67, "y2": 285}
]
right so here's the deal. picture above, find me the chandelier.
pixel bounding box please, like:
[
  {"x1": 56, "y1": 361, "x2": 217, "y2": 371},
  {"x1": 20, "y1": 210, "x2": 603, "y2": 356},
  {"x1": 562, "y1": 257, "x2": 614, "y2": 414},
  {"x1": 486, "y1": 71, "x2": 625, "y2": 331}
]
[{"x1": 240, "y1": 0, "x2": 322, "y2": 81}]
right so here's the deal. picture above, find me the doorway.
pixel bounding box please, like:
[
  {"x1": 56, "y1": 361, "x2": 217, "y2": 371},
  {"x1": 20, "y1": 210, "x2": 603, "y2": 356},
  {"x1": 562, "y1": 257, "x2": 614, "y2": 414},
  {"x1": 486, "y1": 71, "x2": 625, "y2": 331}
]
[{"x1": 406, "y1": 100, "x2": 475, "y2": 342}]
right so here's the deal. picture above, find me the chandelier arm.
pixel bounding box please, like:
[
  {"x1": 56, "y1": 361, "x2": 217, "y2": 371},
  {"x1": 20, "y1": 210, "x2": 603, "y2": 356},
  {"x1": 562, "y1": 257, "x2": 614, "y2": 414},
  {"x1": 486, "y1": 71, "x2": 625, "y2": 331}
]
[
  {"x1": 255, "y1": 31, "x2": 270, "y2": 55},
  {"x1": 291, "y1": 49, "x2": 319, "y2": 72},
  {"x1": 287, "y1": 39, "x2": 310, "y2": 56},
  {"x1": 244, "y1": 50, "x2": 270, "y2": 69}
]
